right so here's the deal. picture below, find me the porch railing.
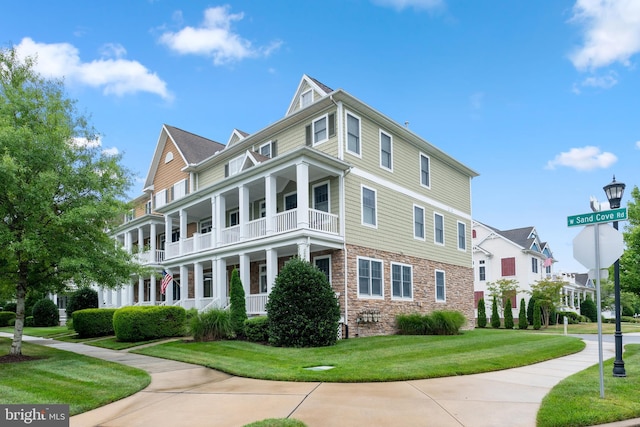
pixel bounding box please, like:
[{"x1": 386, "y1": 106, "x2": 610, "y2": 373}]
[
  {"x1": 309, "y1": 209, "x2": 338, "y2": 234},
  {"x1": 221, "y1": 225, "x2": 241, "y2": 245},
  {"x1": 245, "y1": 218, "x2": 267, "y2": 239},
  {"x1": 274, "y1": 210, "x2": 297, "y2": 233},
  {"x1": 246, "y1": 294, "x2": 268, "y2": 315}
]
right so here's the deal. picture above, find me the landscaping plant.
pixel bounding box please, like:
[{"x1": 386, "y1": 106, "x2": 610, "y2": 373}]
[
  {"x1": 190, "y1": 308, "x2": 232, "y2": 341},
  {"x1": 518, "y1": 298, "x2": 528, "y2": 329},
  {"x1": 533, "y1": 301, "x2": 542, "y2": 330},
  {"x1": 503, "y1": 299, "x2": 514, "y2": 329},
  {"x1": 491, "y1": 296, "x2": 501, "y2": 328},
  {"x1": 477, "y1": 298, "x2": 487, "y2": 328},
  {"x1": 580, "y1": 295, "x2": 597, "y2": 322},
  {"x1": 229, "y1": 268, "x2": 248, "y2": 337},
  {"x1": 32, "y1": 298, "x2": 59, "y2": 327},
  {"x1": 66, "y1": 287, "x2": 99, "y2": 319}
]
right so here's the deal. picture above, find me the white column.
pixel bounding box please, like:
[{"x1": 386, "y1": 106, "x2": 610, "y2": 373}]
[
  {"x1": 150, "y1": 274, "x2": 157, "y2": 305},
  {"x1": 165, "y1": 268, "x2": 174, "y2": 304},
  {"x1": 216, "y1": 195, "x2": 226, "y2": 246},
  {"x1": 150, "y1": 223, "x2": 157, "y2": 262},
  {"x1": 210, "y1": 197, "x2": 217, "y2": 248},
  {"x1": 180, "y1": 265, "x2": 189, "y2": 304},
  {"x1": 138, "y1": 276, "x2": 144, "y2": 304},
  {"x1": 97, "y1": 287, "x2": 104, "y2": 307},
  {"x1": 116, "y1": 286, "x2": 123, "y2": 307},
  {"x1": 240, "y1": 253, "x2": 250, "y2": 296},
  {"x1": 137, "y1": 228, "x2": 144, "y2": 253},
  {"x1": 265, "y1": 174, "x2": 276, "y2": 235},
  {"x1": 106, "y1": 288, "x2": 113, "y2": 307},
  {"x1": 296, "y1": 162, "x2": 309, "y2": 229},
  {"x1": 195, "y1": 262, "x2": 203, "y2": 309},
  {"x1": 297, "y1": 240, "x2": 310, "y2": 261},
  {"x1": 217, "y1": 258, "x2": 227, "y2": 305},
  {"x1": 125, "y1": 231, "x2": 133, "y2": 253},
  {"x1": 239, "y1": 185, "x2": 248, "y2": 239},
  {"x1": 266, "y1": 248, "x2": 277, "y2": 294},
  {"x1": 179, "y1": 209, "x2": 187, "y2": 255}
]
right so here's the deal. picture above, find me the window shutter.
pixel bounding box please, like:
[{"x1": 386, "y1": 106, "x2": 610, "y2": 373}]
[
  {"x1": 224, "y1": 164, "x2": 229, "y2": 177},
  {"x1": 328, "y1": 113, "x2": 335, "y2": 137},
  {"x1": 271, "y1": 140, "x2": 277, "y2": 157},
  {"x1": 501, "y1": 257, "x2": 516, "y2": 276},
  {"x1": 305, "y1": 125, "x2": 312, "y2": 146},
  {"x1": 474, "y1": 291, "x2": 484, "y2": 305}
]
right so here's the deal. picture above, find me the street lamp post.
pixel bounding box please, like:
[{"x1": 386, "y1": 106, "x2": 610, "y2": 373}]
[{"x1": 603, "y1": 176, "x2": 626, "y2": 377}]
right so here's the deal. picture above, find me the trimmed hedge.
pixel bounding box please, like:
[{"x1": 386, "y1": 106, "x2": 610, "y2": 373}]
[
  {"x1": 113, "y1": 306, "x2": 186, "y2": 342},
  {"x1": 73, "y1": 308, "x2": 116, "y2": 338},
  {"x1": 0, "y1": 311, "x2": 16, "y2": 327},
  {"x1": 244, "y1": 316, "x2": 269, "y2": 342}
]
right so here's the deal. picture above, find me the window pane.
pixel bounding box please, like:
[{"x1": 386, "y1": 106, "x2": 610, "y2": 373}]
[
  {"x1": 458, "y1": 222, "x2": 466, "y2": 249},
  {"x1": 314, "y1": 118, "x2": 327, "y2": 143},
  {"x1": 421, "y1": 155, "x2": 430, "y2": 186},
  {"x1": 392, "y1": 265, "x2": 401, "y2": 297},
  {"x1": 381, "y1": 133, "x2": 391, "y2": 168},
  {"x1": 363, "y1": 188, "x2": 376, "y2": 226},
  {"x1": 435, "y1": 214, "x2": 444, "y2": 243},
  {"x1": 371, "y1": 261, "x2": 382, "y2": 296},
  {"x1": 285, "y1": 194, "x2": 297, "y2": 210},
  {"x1": 314, "y1": 184, "x2": 329, "y2": 212},
  {"x1": 315, "y1": 258, "x2": 330, "y2": 283},
  {"x1": 347, "y1": 114, "x2": 360, "y2": 153},
  {"x1": 403, "y1": 266, "x2": 412, "y2": 298},
  {"x1": 414, "y1": 206, "x2": 424, "y2": 238},
  {"x1": 359, "y1": 259, "x2": 370, "y2": 295},
  {"x1": 436, "y1": 271, "x2": 445, "y2": 300}
]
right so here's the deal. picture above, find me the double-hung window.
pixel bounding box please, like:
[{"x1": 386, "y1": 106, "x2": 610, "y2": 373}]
[
  {"x1": 435, "y1": 270, "x2": 446, "y2": 302},
  {"x1": 434, "y1": 213, "x2": 444, "y2": 245},
  {"x1": 414, "y1": 205, "x2": 425, "y2": 239},
  {"x1": 420, "y1": 153, "x2": 430, "y2": 188},
  {"x1": 313, "y1": 116, "x2": 327, "y2": 144},
  {"x1": 361, "y1": 186, "x2": 377, "y2": 227},
  {"x1": 392, "y1": 263, "x2": 412, "y2": 299},
  {"x1": 347, "y1": 112, "x2": 361, "y2": 156},
  {"x1": 532, "y1": 258, "x2": 538, "y2": 273},
  {"x1": 457, "y1": 221, "x2": 466, "y2": 250},
  {"x1": 380, "y1": 130, "x2": 392, "y2": 170},
  {"x1": 313, "y1": 183, "x2": 329, "y2": 212},
  {"x1": 358, "y1": 257, "x2": 383, "y2": 297}
]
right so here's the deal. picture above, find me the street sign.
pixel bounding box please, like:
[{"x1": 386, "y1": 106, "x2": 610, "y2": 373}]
[
  {"x1": 567, "y1": 207, "x2": 627, "y2": 227},
  {"x1": 573, "y1": 224, "x2": 624, "y2": 270}
]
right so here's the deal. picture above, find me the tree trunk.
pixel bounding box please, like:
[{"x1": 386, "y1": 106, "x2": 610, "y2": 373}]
[{"x1": 10, "y1": 281, "x2": 27, "y2": 356}]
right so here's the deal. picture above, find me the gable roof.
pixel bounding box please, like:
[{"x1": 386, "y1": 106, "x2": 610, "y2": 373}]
[
  {"x1": 474, "y1": 221, "x2": 554, "y2": 260},
  {"x1": 285, "y1": 74, "x2": 334, "y2": 116},
  {"x1": 227, "y1": 128, "x2": 250, "y2": 147}
]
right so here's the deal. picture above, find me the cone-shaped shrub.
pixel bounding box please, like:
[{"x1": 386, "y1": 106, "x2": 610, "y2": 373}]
[
  {"x1": 504, "y1": 299, "x2": 514, "y2": 329},
  {"x1": 518, "y1": 298, "x2": 528, "y2": 329},
  {"x1": 533, "y1": 300, "x2": 542, "y2": 330},
  {"x1": 527, "y1": 295, "x2": 537, "y2": 325},
  {"x1": 477, "y1": 298, "x2": 487, "y2": 328},
  {"x1": 491, "y1": 296, "x2": 501, "y2": 328},
  {"x1": 229, "y1": 268, "x2": 247, "y2": 337},
  {"x1": 266, "y1": 258, "x2": 340, "y2": 347}
]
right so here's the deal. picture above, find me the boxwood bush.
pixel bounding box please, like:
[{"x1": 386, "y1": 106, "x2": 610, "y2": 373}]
[
  {"x1": 66, "y1": 287, "x2": 99, "y2": 319},
  {"x1": 0, "y1": 311, "x2": 16, "y2": 327},
  {"x1": 73, "y1": 308, "x2": 116, "y2": 338},
  {"x1": 244, "y1": 316, "x2": 269, "y2": 342},
  {"x1": 113, "y1": 306, "x2": 186, "y2": 342},
  {"x1": 32, "y1": 298, "x2": 59, "y2": 327}
]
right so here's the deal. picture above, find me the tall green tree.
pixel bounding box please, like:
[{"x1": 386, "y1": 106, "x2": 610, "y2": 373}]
[
  {"x1": 621, "y1": 186, "x2": 640, "y2": 295},
  {"x1": 490, "y1": 296, "x2": 501, "y2": 328},
  {"x1": 518, "y1": 298, "x2": 528, "y2": 329},
  {"x1": 529, "y1": 279, "x2": 564, "y2": 328},
  {"x1": 503, "y1": 298, "x2": 514, "y2": 329},
  {"x1": 486, "y1": 278, "x2": 519, "y2": 317},
  {"x1": 229, "y1": 268, "x2": 247, "y2": 337},
  {"x1": 477, "y1": 298, "x2": 487, "y2": 328},
  {"x1": 0, "y1": 48, "x2": 139, "y2": 355}
]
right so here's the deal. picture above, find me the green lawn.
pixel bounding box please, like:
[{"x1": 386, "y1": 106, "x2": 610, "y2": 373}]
[
  {"x1": 0, "y1": 338, "x2": 150, "y2": 415},
  {"x1": 532, "y1": 322, "x2": 640, "y2": 335},
  {"x1": 537, "y1": 344, "x2": 640, "y2": 427},
  {"x1": 133, "y1": 329, "x2": 585, "y2": 382}
]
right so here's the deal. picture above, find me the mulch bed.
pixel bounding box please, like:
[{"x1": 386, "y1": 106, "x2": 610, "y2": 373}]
[{"x1": 0, "y1": 354, "x2": 44, "y2": 364}]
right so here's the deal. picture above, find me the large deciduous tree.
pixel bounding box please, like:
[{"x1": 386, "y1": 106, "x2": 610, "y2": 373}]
[
  {"x1": 620, "y1": 186, "x2": 640, "y2": 295},
  {"x1": 0, "y1": 48, "x2": 140, "y2": 355},
  {"x1": 529, "y1": 279, "x2": 564, "y2": 328}
]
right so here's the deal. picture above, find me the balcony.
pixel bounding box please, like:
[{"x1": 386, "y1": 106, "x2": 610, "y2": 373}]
[{"x1": 134, "y1": 250, "x2": 166, "y2": 265}]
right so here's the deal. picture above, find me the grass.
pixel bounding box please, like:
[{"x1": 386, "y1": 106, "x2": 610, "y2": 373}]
[
  {"x1": 532, "y1": 322, "x2": 640, "y2": 335},
  {"x1": 133, "y1": 329, "x2": 585, "y2": 382},
  {"x1": 0, "y1": 338, "x2": 150, "y2": 415},
  {"x1": 537, "y1": 344, "x2": 640, "y2": 427}
]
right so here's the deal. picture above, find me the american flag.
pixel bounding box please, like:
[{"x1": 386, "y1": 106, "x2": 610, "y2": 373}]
[
  {"x1": 160, "y1": 270, "x2": 173, "y2": 295},
  {"x1": 543, "y1": 257, "x2": 553, "y2": 268}
]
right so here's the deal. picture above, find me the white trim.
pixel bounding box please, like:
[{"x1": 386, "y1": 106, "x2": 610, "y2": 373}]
[
  {"x1": 434, "y1": 212, "x2": 445, "y2": 246},
  {"x1": 345, "y1": 110, "x2": 362, "y2": 158},
  {"x1": 413, "y1": 204, "x2": 425, "y2": 240},
  {"x1": 357, "y1": 256, "x2": 384, "y2": 299},
  {"x1": 435, "y1": 269, "x2": 446, "y2": 302},
  {"x1": 391, "y1": 262, "x2": 413, "y2": 301},
  {"x1": 300, "y1": 88, "x2": 313, "y2": 109},
  {"x1": 259, "y1": 264, "x2": 268, "y2": 294},
  {"x1": 419, "y1": 152, "x2": 431, "y2": 189},
  {"x1": 258, "y1": 141, "x2": 273, "y2": 158},
  {"x1": 312, "y1": 180, "x2": 331, "y2": 212},
  {"x1": 379, "y1": 129, "x2": 393, "y2": 171},
  {"x1": 457, "y1": 220, "x2": 467, "y2": 252},
  {"x1": 360, "y1": 185, "x2": 378, "y2": 229},
  {"x1": 228, "y1": 154, "x2": 245, "y2": 176},
  {"x1": 350, "y1": 167, "x2": 471, "y2": 221},
  {"x1": 312, "y1": 114, "x2": 329, "y2": 146}
]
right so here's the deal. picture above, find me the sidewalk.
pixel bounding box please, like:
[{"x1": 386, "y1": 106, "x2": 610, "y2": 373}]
[{"x1": 3, "y1": 333, "x2": 639, "y2": 427}]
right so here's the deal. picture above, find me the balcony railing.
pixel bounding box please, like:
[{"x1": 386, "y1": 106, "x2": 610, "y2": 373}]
[
  {"x1": 134, "y1": 250, "x2": 166, "y2": 264},
  {"x1": 222, "y1": 225, "x2": 241, "y2": 245},
  {"x1": 274, "y1": 209, "x2": 297, "y2": 233}
]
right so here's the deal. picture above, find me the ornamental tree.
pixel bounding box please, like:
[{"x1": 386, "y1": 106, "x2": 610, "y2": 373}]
[{"x1": 0, "y1": 48, "x2": 141, "y2": 355}]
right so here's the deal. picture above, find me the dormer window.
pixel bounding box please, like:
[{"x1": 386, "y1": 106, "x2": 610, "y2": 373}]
[
  {"x1": 226, "y1": 154, "x2": 245, "y2": 177},
  {"x1": 300, "y1": 89, "x2": 312, "y2": 108}
]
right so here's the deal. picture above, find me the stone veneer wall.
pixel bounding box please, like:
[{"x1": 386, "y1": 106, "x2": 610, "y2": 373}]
[{"x1": 335, "y1": 244, "x2": 475, "y2": 337}]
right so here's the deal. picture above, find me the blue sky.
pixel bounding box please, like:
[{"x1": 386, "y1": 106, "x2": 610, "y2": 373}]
[{"x1": 2, "y1": 0, "x2": 640, "y2": 274}]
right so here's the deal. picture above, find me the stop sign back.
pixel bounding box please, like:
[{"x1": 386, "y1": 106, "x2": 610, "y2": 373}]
[{"x1": 573, "y1": 224, "x2": 624, "y2": 270}]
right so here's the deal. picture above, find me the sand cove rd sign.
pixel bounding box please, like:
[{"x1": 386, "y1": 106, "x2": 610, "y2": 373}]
[{"x1": 567, "y1": 207, "x2": 627, "y2": 227}]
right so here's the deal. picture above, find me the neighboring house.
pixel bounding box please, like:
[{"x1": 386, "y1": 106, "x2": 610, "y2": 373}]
[
  {"x1": 472, "y1": 221, "x2": 595, "y2": 322},
  {"x1": 98, "y1": 75, "x2": 479, "y2": 336}
]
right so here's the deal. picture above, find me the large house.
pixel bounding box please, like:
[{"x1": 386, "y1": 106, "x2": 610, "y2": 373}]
[
  {"x1": 97, "y1": 75, "x2": 479, "y2": 336},
  {"x1": 472, "y1": 221, "x2": 595, "y2": 322}
]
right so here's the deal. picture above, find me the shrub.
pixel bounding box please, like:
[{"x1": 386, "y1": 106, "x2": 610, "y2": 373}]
[
  {"x1": 24, "y1": 316, "x2": 34, "y2": 327},
  {"x1": 66, "y1": 287, "x2": 98, "y2": 319},
  {"x1": 73, "y1": 308, "x2": 116, "y2": 338},
  {"x1": 229, "y1": 268, "x2": 248, "y2": 337},
  {"x1": 190, "y1": 309, "x2": 232, "y2": 342},
  {"x1": 3, "y1": 302, "x2": 17, "y2": 313},
  {"x1": 580, "y1": 296, "x2": 598, "y2": 322},
  {"x1": 244, "y1": 316, "x2": 270, "y2": 342},
  {"x1": 396, "y1": 313, "x2": 432, "y2": 335},
  {"x1": 557, "y1": 311, "x2": 582, "y2": 324},
  {"x1": 491, "y1": 296, "x2": 501, "y2": 328},
  {"x1": 32, "y1": 298, "x2": 59, "y2": 327},
  {"x1": 477, "y1": 298, "x2": 487, "y2": 328},
  {"x1": 503, "y1": 299, "x2": 514, "y2": 329},
  {"x1": 8, "y1": 318, "x2": 15, "y2": 326},
  {"x1": 533, "y1": 301, "x2": 542, "y2": 330},
  {"x1": 266, "y1": 258, "x2": 340, "y2": 347},
  {"x1": 0, "y1": 311, "x2": 16, "y2": 327},
  {"x1": 527, "y1": 295, "x2": 537, "y2": 325},
  {"x1": 518, "y1": 298, "x2": 528, "y2": 329},
  {"x1": 113, "y1": 306, "x2": 186, "y2": 342},
  {"x1": 548, "y1": 305, "x2": 557, "y2": 325},
  {"x1": 430, "y1": 310, "x2": 466, "y2": 335}
]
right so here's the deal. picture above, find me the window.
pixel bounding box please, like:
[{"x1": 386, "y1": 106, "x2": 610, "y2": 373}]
[
  {"x1": 434, "y1": 213, "x2": 444, "y2": 245},
  {"x1": 392, "y1": 263, "x2": 412, "y2": 299},
  {"x1": 347, "y1": 112, "x2": 361, "y2": 155},
  {"x1": 314, "y1": 256, "x2": 331, "y2": 284},
  {"x1": 155, "y1": 189, "x2": 167, "y2": 209},
  {"x1": 284, "y1": 193, "x2": 297, "y2": 211},
  {"x1": 259, "y1": 142, "x2": 272, "y2": 158},
  {"x1": 300, "y1": 89, "x2": 312, "y2": 108},
  {"x1": 545, "y1": 265, "x2": 551, "y2": 275},
  {"x1": 172, "y1": 179, "x2": 188, "y2": 201},
  {"x1": 457, "y1": 221, "x2": 466, "y2": 250},
  {"x1": 479, "y1": 260, "x2": 486, "y2": 281},
  {"x1": 380, "y1": 130, "x2": 392, "y2": 170},
  {"x1": 501, "y1": 257, "x2": 516, "y2": 276},
  {"x1": 361, "y1": 186, "x2": 377, "y2": 227},
  {"x1": 145, "y1": 201, "x2": 152, "y2": 214},
  {"x1": 228, "y1": 210, "x2": 239, "y2": 227},
  {"x1": 358, "y1": 257, "x2": 383, "y2": 297},
  {"x1": 313, "y1": 115, "x2": 328, "y2": 145},
  {"x1": 204, "y1": 272, "x2": 213, "y2": 298},
  {"x1": 532, "y1": 258, "x2": 538, "y2": 273},
  {"x1": 313, "y1": 182, "x2": 329, "y2": 212},
  {"x1": 435, "y1": 270, "x2": 446, "y2": 301},
  {"x1": 414, "y1": 205, "x2": 425, "y2": 239},
  {"x1": 125, "y1": 209, "x2": 134, "y2": 222},
  {"x1": 200, "y1": 219, "x2": 212, "y2": 234},
  {"x1": 420, "y1": 153, "x2": 430, "y2": 188},
  {"x1": 306, "y1": 114, "x2": 335, "y2": 146},
  {"x1": 171, "y1": 229, "x2": 180, "y2": 243},
  {"x1": 227, "y1": 155, "x2": 244, "y2": 177},
  {"x1": 165, "y1": 152, "x2": 173, "y2": 163},
  {"x1": 259, "y1": 265, "x2": 268, "y2": 293}
]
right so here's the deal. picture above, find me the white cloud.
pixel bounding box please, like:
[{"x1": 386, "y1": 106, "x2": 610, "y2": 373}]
[
  {"x1": 546, "y1": 146, "x2": 617, "y2": 171},
  {"x1": 159, "y1": 6, "x2": 282, "y2": 65},
  {"x1": 572, "y1": 70, "x2": 619, "y2": 94},
  {"x1": 102, "y1": 147, "x2": 120, "y2": 156},
  {"x1": 72, "y1": 136, "x2": 102, "y2": 149},
  {"x1": 635, "y1": 141, "x2": 640, "y2": 149},
  {"x1": 15, "y1": 37, "x2": 171, "y2": 100},
  {"x1": 372, "y1": 0, "x2": 443, "y2": 11},
  {"x1": 569, "y1": 0, "x2": 640, "y2": 71}
]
